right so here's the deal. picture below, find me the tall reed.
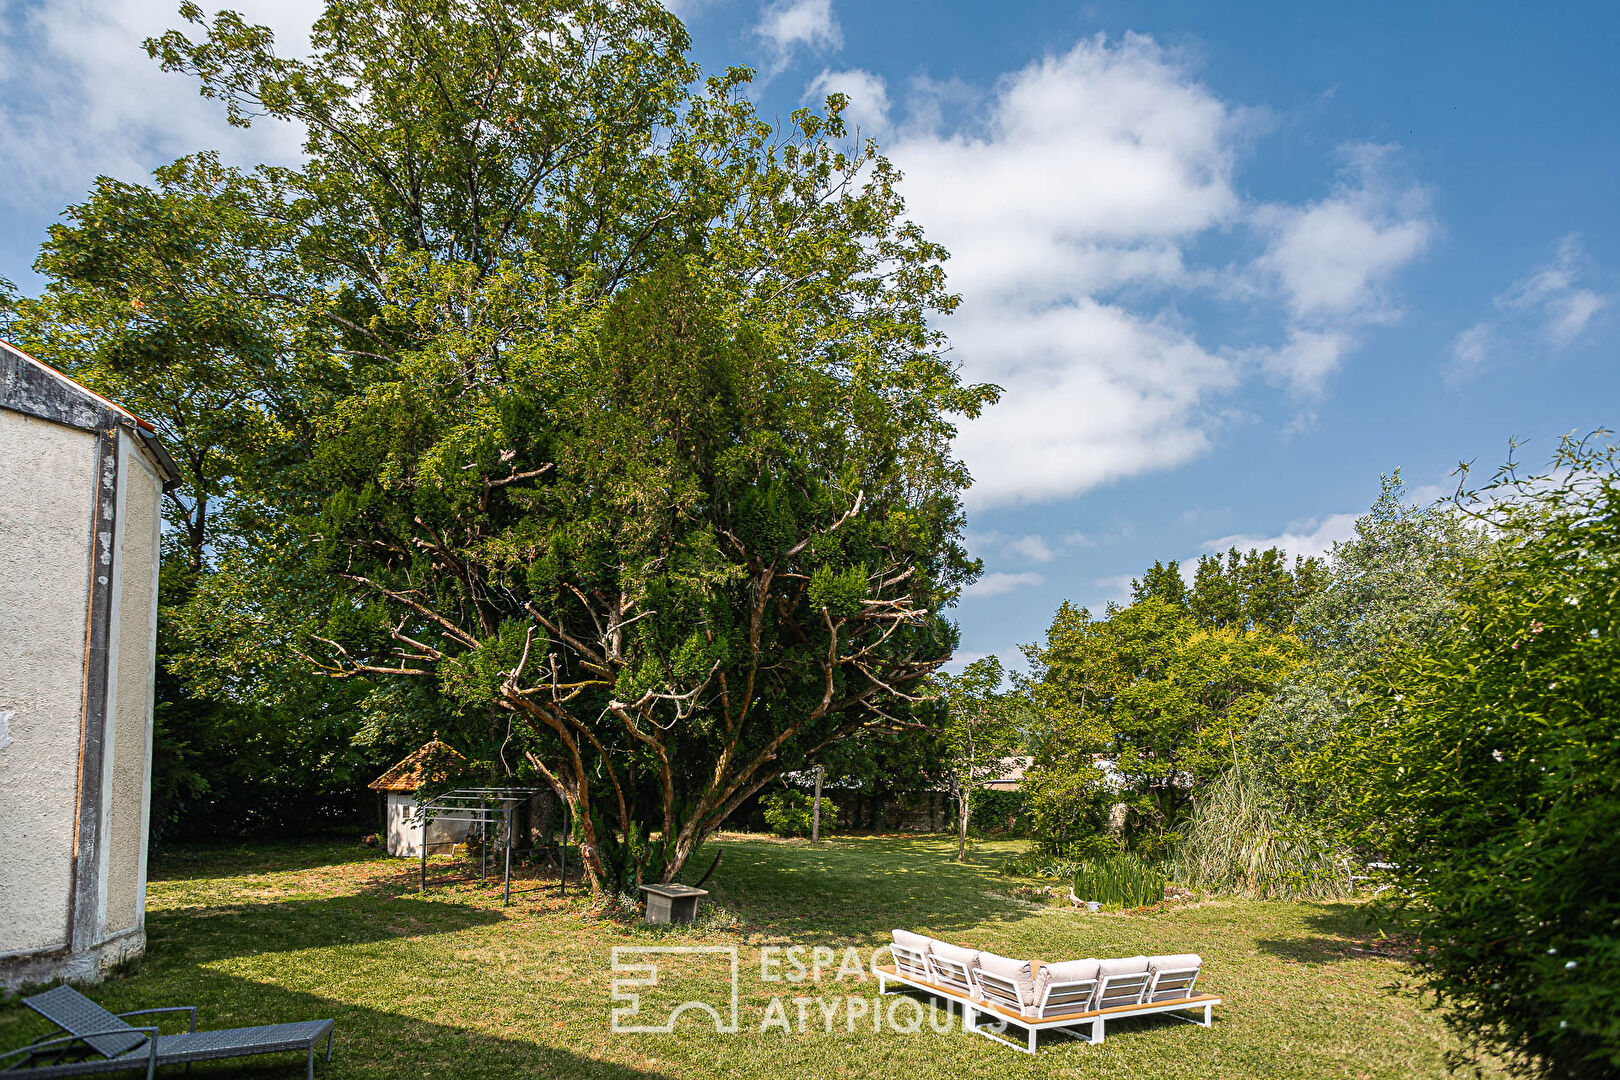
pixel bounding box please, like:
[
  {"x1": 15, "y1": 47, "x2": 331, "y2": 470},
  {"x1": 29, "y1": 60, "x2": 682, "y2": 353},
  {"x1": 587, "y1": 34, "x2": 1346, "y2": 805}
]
[{"x1": 1171, "y1": 766, "x2": 1354, "y2": 900}]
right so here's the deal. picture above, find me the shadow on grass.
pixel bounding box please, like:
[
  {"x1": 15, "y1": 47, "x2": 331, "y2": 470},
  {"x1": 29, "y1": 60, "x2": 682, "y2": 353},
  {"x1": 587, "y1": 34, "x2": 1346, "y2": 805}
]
[
  {"x1": 149, "y1": 841, "x2": 391, "y2": 883},
  {"x1": 143, "y1": 895, "x2": 505, "y2": 965},
  {"x1": 1, "y1": 967, "x2": 675, "y2": 1080},
  {"x1": 1256, "y1": 903, "x2": 1415, "y2": 964},
  {"x1": 350, "y1": 858, "x2": 589, "y2": 903},
  {"x1": 702, "y1": 835, "x2": 1036, "y2": 942}
]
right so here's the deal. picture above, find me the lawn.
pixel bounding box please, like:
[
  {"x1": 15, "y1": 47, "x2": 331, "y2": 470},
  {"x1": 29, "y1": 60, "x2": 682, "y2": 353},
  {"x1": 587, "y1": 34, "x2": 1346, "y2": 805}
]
[{"x1": 0, "y1": 835, "x2": 1492, "y2": 1079}]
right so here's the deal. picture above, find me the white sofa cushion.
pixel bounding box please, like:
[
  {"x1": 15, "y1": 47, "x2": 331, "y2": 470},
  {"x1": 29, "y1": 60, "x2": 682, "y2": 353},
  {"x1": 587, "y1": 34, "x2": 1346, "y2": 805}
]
[
  {"x1": 975, "y1": 950, "x2": 1037, "y2": 1013},
  {"x1": 1091, "y1": 955, "x2": 1150, "y2": 1010},
  {"x1": 891, "y1": 928, "x2": 934, "y2": 953},
  {"x1": 1146, "y1": 953, "x2": 1201, "y2": 974},
  {"x1": 927, "y1": 940, "x2": 981, "y2": 992},
  {"x1": 1145, "y1": 953, "x2": 1202, "y2": 1000},
  {"x1": 1033, "y1": 958, "x2": 1101, "y2": 1010}
]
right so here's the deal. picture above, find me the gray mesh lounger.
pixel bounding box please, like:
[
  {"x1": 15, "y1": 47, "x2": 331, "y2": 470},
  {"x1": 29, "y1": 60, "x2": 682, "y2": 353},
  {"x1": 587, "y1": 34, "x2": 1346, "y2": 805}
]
[{"x1": 3, "y1": 986, "x2": 335, "y2": 1079}]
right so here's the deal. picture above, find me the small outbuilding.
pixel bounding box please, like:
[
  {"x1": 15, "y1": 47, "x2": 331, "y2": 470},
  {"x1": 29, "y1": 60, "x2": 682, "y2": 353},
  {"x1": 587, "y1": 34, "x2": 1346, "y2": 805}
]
[
  {"x1": 0, "y1": 343, "x2": 180, "y2": 989},
  {"x1": 369, "y1": 739, "x2": 474, "y2": 857}
]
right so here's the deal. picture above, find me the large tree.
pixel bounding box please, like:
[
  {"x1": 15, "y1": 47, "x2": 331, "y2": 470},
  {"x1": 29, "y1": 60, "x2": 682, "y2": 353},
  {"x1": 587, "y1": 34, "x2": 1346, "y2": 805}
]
[
  {"x1": 12, "y1": 0, "x2": 994, "y2": 864},
  {"x1": 83, "y1": 0, "x2": 992, "y2": 891}
]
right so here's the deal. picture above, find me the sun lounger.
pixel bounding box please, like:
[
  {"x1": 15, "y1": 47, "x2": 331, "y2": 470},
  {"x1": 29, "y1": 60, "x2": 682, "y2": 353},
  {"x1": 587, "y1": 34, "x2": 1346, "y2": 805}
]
[
  {"x1": 874, "y1": 932, "x2": 1219, "y2": 1054},
  {"x1": 2, "y1": 986, "x2": 335, "y2": 1079}
]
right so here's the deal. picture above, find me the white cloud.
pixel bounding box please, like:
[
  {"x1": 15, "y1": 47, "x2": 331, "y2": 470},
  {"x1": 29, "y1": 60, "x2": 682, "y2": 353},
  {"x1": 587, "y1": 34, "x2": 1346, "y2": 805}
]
[
  {"x1": 1448, "y1": 323, "x2": 1493, "y2": 383},
  {"x1": 1247, "y1": 145, "x2": 1432, "y2": 394},
  {"x1": 806, "y1": 67, "x2": 890, "y2": 134},
  {"x1": 949, "y1": 298, "x2": 1235, "y2": 507},
  {"x1": 963, "y1": 570, "x2": 1045, "y2": 598},
  {"x1": 1006, "y1": 534, "x2": 1056, "y2": 563},
  {"x1": 1203, "y1": 511, "x2": 1359, "y2": 564},
  {"x1": 894, "y1": 35, "x2": 1241, "y2": 309},
  {"x1": 753, "y1": 0, "x2": 840, "y2": 79},
  {"x1": 1255, "y1": 147, "x2": 1430, "y2": 323},
  {"x1": 0, "y1": 0, "x2": 315, "y2": 215},
  {"x1": 1448, "y1": 234, "x2": 1610, "y2": 385},
  {"x1": 966, "y1": 530, "x2": 1070, "y2": 564},
  {"x1": 882, "y1": 35, "x2": 1431, "y2": 508}
]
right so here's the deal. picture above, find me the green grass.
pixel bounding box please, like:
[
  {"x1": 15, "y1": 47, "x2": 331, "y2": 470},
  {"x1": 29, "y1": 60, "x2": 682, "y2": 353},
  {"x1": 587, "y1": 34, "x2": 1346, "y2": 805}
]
[{"x1": 0, "y1": 835, "x2": 1496, "y2": 1079}]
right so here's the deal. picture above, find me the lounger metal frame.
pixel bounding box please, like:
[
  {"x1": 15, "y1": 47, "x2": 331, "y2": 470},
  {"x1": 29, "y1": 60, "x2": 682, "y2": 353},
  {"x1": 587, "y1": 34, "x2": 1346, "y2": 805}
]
[{"x1": 7, "y1": 987, "x2": 335, "y2": 1079}]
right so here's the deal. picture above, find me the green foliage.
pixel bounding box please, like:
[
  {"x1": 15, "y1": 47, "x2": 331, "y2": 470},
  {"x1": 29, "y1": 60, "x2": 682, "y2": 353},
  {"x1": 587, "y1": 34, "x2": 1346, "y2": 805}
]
[
  {"x1": 971, "y1": 788, "x2": 1027, "y2": 835},
  {"x1": 1326, "y1": 436, "x2": 1620, "y2": 1078},
  {"x1": 761, "y1": 789, "x2": 838, "y2": 839},
  {"x1": 1170, "y1": 473, "x2": 1485, "y2": 899},
  {"x1": 934, "y1": 656, "x2": 1024, "y2": 859},
  {"x1": 997, "y1": 851, "x2": 1101, "y2": 879},
  {"x1": 1021, "y1": 585, "x2": 1309, "y2": 853},
  {"x1": 1072, "y1": 854, "x2": 1166, "y2": 910},
  {"x1": 1171, "y1": 766, "x2": 1353, "y2": 900},
  {"x1": 1248, "y1": 473, "x2": 1489, "y2": 796},
  {"x1": 1132, "y1": 547, "x2": 1328, "y2": 631}
]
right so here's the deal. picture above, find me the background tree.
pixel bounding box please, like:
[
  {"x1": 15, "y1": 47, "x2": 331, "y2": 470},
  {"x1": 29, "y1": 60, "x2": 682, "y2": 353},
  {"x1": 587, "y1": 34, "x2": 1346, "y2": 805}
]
[
  {"x1": 4, "y1": 156, "x2": 387, "y2": 838},
  {"x1": 1023, "y1": 549, "x2": 1317, "y2": 856},
  {"x1": 934, "y1": 656, "x2": 1022, "y2": 860},
  {"x1": 1135, "y1": 547, "x2": 1327, "y2": 631}
]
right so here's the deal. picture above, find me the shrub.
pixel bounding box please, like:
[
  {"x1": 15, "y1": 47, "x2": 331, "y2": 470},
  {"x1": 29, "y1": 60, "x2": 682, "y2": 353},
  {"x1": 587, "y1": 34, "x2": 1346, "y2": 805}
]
[
  {"x1": 1072, "y1": 853, "x2": 1166, "y2": 909},
  {"x1": 1329, "y1": 436, "x2": 1620, "y2": 1078},
  {"x1": 762, "y1": 789, "x2": 837, "y2": 838},
  {"x1": 971, "y1": 788, "x2": 1028, "y2": 834}
]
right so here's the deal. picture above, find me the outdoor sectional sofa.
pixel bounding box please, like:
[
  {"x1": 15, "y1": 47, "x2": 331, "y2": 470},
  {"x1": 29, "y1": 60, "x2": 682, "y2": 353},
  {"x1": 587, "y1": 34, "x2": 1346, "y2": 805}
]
[{"x1": 873, "y1": 929, "x2": 1219, "y2": 1054}]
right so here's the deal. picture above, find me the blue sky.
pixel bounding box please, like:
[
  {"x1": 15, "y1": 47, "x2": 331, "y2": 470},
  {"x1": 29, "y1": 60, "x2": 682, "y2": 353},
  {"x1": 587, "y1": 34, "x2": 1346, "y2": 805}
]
[{"x1": 2, "y1": 0, "x2": 1616, "y2": 672}]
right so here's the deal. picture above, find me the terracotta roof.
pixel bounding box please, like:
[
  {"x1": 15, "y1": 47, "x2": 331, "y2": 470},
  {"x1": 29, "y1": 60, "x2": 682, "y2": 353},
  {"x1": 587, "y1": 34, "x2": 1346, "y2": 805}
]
[
  {"x1": 980, "y1": 755, "x2": 1033, "y2": 787},
  {"x1": 369, "y1": 739, "x2": 469, "y2": 792}
]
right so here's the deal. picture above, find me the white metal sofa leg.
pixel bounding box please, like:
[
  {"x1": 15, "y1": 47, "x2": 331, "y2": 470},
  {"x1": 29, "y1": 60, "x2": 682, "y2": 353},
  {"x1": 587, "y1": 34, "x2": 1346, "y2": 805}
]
[{"x1": 1171, "y1": 1002, "x2": 1214, "y2": 1027}]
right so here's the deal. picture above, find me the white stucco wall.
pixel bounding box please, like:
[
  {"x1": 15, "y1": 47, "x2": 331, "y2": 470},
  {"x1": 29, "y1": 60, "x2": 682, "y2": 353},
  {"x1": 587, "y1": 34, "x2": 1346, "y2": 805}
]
[
  {"x1": 103, "y1": 432, "x2": 161, "y2": 935},
  {"x1": 386, "y1": 792, "x2": 475, "y2": 857},
  {"x1": 0, "y1": 410, "x2": 95, "y2": 956}
]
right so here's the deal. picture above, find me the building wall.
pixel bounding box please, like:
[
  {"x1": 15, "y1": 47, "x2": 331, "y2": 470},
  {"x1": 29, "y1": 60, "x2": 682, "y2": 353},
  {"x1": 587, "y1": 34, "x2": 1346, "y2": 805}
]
[
  {"x1": 386, "y1": 793, "x2": 475, "y2": 857},
  {"x1": 0, "y1": 410, "x2": 95, "y2": 957},
  {"x1": 102, "y1": 433, "x2": 161, "y2": 935}
]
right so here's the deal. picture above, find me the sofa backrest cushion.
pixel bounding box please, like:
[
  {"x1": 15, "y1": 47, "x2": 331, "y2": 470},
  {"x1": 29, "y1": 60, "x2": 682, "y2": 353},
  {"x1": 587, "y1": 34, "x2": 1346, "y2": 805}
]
[
  {"x1": 890, "y1": 929, "x2": 935, "y2": 978},
  {"x1": 1033, "y1": 958, "x2": 1101, "y2": 1014},
  {"x1": 975, "y1": 951, "x2": 1037, "y2": 1014},
  {"x1": 1092, "y1": 955, "x2": 1151, "y2": 1010},
  {"x1": 1145, "y1": 953, "x2": 1203, "y2": 1001},
  {"x1": 927, "y1": 940, "x2": 981, "y2": 993}
]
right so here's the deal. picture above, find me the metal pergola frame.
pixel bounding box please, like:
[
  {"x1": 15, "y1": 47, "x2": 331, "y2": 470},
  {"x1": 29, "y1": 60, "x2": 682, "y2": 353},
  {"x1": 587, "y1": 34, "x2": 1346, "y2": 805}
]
[{"x1": 412, "y1": 787, "x2": 571, "y2": 905}]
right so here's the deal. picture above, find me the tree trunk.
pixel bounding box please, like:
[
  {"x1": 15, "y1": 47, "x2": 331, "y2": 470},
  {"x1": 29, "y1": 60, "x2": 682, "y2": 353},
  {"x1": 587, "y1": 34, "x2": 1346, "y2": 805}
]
[{"x1": 955, "y1": 786, "x2": 970, "y2": 861}]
